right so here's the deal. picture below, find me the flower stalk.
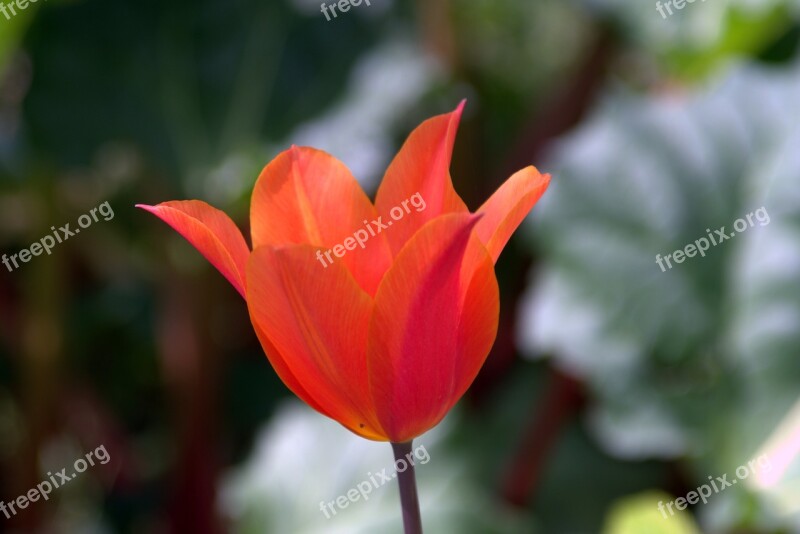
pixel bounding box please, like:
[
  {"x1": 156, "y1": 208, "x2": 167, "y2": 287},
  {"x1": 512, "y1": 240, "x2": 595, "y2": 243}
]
[{"x1": 392, "y1": 441, "x2": 423, "y2": 534}]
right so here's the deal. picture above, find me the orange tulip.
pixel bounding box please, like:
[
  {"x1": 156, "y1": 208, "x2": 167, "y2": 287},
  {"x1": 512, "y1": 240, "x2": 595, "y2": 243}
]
[{"x1": 138, "y1": 101, "x2": 550, "y2": 444}]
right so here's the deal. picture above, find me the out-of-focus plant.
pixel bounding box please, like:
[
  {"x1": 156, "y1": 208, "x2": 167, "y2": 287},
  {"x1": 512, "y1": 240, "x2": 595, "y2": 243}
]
[
  {"x1": 602, "y1": 491, "x2": 701, "y2": 534},
  {"x1": 592, "y1": 0, "x2": 799, "y2": 80},
  {"x1": 520, "y1": 58, "x2": 800, "y2": 531}
]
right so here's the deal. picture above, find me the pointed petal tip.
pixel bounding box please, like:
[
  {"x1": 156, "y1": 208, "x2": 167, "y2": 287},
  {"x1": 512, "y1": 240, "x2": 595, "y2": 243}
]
[
  {"x1": 287, "y1": 144, "x2": 320, "y2": 165},
  {"x1": 450, "y1": 100, "x2": 466, "y2": 127},
  {"x1": 530, "y1": 166, "x2": 552, "y2": 182},
  {"x1": 474, "y1": 165, "x2": 551, "y2": 263},
  {"x1": 137, "y1": 200, "x2": 251, "y2": 298}
]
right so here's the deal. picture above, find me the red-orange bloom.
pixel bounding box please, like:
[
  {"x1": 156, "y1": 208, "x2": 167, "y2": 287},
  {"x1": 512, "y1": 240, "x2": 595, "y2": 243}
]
[{"x1": 138, "y1": 102, "x2": 550, "y2": 443}]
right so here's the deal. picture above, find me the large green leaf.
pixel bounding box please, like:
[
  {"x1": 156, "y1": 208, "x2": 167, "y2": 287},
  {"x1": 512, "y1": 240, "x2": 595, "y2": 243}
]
[{"x1": 519, "y1": 58, "x2": 800, "y2": 530}]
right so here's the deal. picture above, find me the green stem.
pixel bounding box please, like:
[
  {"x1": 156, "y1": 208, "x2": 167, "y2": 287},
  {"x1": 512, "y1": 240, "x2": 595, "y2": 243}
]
[{"x1": 391, "y1": 441, "x2": 423, "y2": 534}]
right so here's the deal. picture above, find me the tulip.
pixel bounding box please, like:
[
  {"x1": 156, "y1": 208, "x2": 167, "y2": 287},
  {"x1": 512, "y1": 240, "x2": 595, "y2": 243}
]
[{"x1": 138, "y1": 101, "x2": 549, "y2": 532}]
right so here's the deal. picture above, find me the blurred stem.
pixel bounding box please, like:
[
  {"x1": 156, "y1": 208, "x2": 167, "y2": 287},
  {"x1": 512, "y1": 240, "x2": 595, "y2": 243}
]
[
  {"x1": 220, "y1": 3, "x2": 285, "y2": 154},
  {"x1": 415, "y1": 0, "x2": 457, "y2": 68},
  {"x1": 391, "y1": 441, "x2": 423, "y2": 534},
  {"x1": 500, "y1": 369, "x2": 584, "y2": 506}
]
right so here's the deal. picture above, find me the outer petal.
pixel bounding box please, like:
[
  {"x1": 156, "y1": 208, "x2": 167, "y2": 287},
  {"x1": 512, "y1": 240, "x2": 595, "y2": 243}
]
[
  {"x1": 250, "y1": 146, "x2": 391, "y2": 295},
  {"x1": 137, "y1": 201, "x2": 250, "y2": 298},
  {"x1": 246, "y1": 244, "x2": 387, "y2": 440},
  {"x1": 374, "y1": 101, "x2": 469, "y2": 255},
  {"x1": 249, "y1": 321, "x2": 334, "y2": 420},
  {"x1": 367, "y1": 213, "x2": 499, "y2": 442},
  {"x1": 474, "y1": 166, "x2": 551, "y2": 263}
]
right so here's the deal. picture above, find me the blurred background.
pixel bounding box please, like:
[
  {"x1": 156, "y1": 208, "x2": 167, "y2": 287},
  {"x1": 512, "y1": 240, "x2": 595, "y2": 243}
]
[{"x1": 0, "y1": 0, "x2": 799, "y2": 532}]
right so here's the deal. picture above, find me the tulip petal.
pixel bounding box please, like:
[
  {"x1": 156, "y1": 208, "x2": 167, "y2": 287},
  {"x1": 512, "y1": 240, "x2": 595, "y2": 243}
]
[
  {"x1": 367, "y1": 213, "x2": 499, "y2": 442},
  {"x1": 474, "y1": 166, "x2": 551, "y2": 263},
  {"x1": 246, "y1": 244, "x2": 387, "y2": 440},
  {"x1": 249, "y1": 320, "x2": 334, "y2": 419},
  {"x1": 374, "y1": 102, "x2": 469, "y2": 255},
  {"x1": 250, "y1": 146, "x2": 392, "y2": 295},
  {"x1": 137, "y1": 201, "x2": 250, "y2": 298}
]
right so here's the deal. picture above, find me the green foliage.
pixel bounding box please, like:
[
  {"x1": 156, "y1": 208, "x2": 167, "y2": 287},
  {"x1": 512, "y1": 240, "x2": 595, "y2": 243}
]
[
  {"x1": 664, "y1": 5, "x2": 794, "y2": 79},
  {"x1": 521, "y1": 58, "x2": 800, "y2": 530},
  {"x1": 602, "y1": 492, "x2": 701, "y2": 534}
]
